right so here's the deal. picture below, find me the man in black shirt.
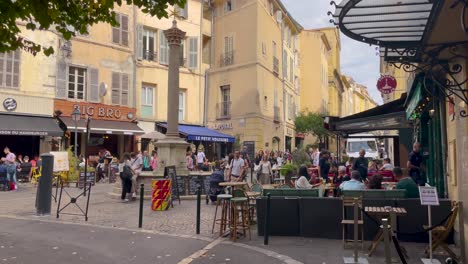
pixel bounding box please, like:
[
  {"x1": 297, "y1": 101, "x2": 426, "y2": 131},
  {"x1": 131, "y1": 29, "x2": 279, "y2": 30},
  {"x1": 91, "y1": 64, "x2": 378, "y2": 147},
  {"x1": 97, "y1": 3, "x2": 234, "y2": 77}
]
[
  {"x1": 353, "y1": 149, "x2": 368, "y2": 181},
  {"x1": 319, "y1": 151, "x2": 331, "y2": 182},
  {"x1": 407, "y1": 142, "x2": 425, "y2": 186}
]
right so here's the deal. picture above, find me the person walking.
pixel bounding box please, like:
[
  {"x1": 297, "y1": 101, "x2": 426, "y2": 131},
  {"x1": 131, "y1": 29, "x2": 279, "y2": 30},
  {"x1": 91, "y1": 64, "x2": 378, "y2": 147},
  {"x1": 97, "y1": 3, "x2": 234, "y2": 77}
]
[
  {"x1": 256, "y1": 155, "x2": 272, "y2": 184},
  {"x1": 407, "y1": 142, "x2": 425, "y2": 186},
  {"x1": 150, "y1": 151, "x2": 158, "y2": 171},
  {"x1": 4, "y1": 147, "x2": 17, "y2": 190},
  {"x1": 228, "y1": 151, "x2": 245, "y2": 182},
  {"x1": 186, "y1": 151, "x2": 194, "y2": 171},
  {"x1": 130, "y1": 152, "x2": 143, "y2": 200},
  {"x1": 119, "y1": 153, "x2": 133, "y2": 202},
  {"x1": 196, "y1": 148, "x2": 206, "y2": 171}
]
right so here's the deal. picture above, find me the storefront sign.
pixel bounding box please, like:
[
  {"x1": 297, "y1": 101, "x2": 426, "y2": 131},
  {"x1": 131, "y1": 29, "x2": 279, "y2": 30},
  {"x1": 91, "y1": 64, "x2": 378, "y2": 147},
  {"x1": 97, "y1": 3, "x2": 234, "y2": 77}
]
[
  {"x1": 213, "y1": 123, "x2": 233, "y2": 130},
  {"x1": 419, "y1": 187, "x2": 439, "y2": 206},
  {"x1": 54, "y1": 100, "x2": 136, "y2": 121},
  {"x1": 189, "y1": 135, "x2": 233, "y2": 143},
  {"x1": 0, "y1": 130, "x2": 49, "y2": 136},
  {"x1": 377, "y1": 74, "x2": 397, "y2": 94},
  {"x1": 286, "y1": 128, "x2": 293, "y2": 136},
  {"x1": 50, "y1": 151, "x2": 70, "y2": 172},
  {"x1": 3, "y1": 98, "x2": 17, "y2": 111}
]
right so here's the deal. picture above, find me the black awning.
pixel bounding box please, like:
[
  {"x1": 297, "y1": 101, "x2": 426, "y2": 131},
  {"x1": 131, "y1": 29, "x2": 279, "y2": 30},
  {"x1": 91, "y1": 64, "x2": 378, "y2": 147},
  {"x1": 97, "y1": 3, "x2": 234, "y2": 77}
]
[
  {"x1": 0, "y1": 114, "x2": 64, "y2": 137},
  {"x1": 328, "y1": 94, "x2": 412, "y2": 136},
  {"x1": 60, "y1": 117, "x2": 144, "y2": 135}
]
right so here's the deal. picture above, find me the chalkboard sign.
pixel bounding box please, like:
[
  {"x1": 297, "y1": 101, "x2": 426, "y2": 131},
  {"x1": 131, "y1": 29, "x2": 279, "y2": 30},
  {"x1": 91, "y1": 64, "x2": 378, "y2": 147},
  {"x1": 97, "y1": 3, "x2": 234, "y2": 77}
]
[
  {"x1": 243, "y1": 141, "x2": 255, "y2": 162},
  {"x1": 164, "y1": 166, "x2": 181, "y2": 206},
  {"x1": 78, "y1": 172, "x2": 95, "y2": 188}
]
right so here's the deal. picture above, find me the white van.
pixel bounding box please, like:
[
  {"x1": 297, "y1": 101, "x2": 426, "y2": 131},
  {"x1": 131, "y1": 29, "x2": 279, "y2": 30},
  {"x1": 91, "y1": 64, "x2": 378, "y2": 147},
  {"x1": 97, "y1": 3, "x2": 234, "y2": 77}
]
[{"x1": 346, "y1": 134, "x2": 379, "y2": 159}]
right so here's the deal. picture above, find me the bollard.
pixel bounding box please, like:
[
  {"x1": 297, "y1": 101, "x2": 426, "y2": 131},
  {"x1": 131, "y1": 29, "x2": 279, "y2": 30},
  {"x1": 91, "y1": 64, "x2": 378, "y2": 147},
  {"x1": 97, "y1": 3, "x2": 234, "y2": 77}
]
[
  {"x1": 138, "y1": 184, "x2": 144, "y2": 228},
  {"x1": 382, "y1": 218, "x2": 392, "y2": 264},
  {"x1": 196, "y1": 186, "x2": 201, "y2": 234},
  {"x1": 36, "y1": 154, "x2": 54, "y2": 216},
  {"x1": 264, "y1": 193, "x2": 271, "y2": 245},
  {"x1": 353, "y1": 198, "x2": 359, "y2": 263}
]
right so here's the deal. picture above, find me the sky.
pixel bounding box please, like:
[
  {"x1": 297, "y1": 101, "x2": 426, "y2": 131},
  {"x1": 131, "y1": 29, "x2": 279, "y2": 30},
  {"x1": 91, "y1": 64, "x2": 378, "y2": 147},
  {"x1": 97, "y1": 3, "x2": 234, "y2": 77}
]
[{"x1": 282, "y1": 0, "x2": 383, "y2": 104}]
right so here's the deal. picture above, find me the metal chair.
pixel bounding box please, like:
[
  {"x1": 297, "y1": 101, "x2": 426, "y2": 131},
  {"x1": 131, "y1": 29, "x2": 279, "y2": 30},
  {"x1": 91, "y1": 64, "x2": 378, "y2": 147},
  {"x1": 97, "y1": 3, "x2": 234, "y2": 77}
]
[{"x1": 250, "y1": 183, "x2": 263, "y2": 193}]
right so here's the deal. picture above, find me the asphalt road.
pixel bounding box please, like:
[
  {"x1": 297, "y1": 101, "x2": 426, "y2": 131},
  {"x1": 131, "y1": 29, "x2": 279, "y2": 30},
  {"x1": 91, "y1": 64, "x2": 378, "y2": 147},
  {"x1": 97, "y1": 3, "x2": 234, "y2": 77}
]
[{"x1": 0, "y1": 217, "x2": 286, "y2": 264}]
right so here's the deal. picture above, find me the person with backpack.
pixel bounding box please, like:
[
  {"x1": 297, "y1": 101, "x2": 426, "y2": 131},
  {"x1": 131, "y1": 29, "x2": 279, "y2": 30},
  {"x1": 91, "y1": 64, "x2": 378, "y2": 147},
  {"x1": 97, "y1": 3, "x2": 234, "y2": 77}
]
[{"x1": 119, "y1": 153, "x2": 133, "y2": 202}]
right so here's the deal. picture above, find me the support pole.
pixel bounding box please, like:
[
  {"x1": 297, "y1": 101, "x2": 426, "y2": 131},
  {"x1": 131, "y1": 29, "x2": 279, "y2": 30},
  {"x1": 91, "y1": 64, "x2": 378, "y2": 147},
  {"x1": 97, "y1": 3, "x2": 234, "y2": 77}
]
[
  {"x1": 264, "y1": 193, "x2": 271, "y2": 245},
  {"x1": 382, "y1": 218, "x2": 392, "y2": 264},
  {"x1": 428, "y1": 205, "x2": 433, "y2": 260},
  {"x1": 353, "y1": 198, "x2": 359, "y2": 263},
  {"x1": 138, "y1": 184, "x2": 144, "y2": 228},
  {"x1": 196, "y1": 186, "x2": 201, "y2": 234},
  {"x1": 36, "y1": 154, "x2": 54, "y2": 216},
  {"x1": 459, "y1": 202, "x2": 466, "y2": 263}
]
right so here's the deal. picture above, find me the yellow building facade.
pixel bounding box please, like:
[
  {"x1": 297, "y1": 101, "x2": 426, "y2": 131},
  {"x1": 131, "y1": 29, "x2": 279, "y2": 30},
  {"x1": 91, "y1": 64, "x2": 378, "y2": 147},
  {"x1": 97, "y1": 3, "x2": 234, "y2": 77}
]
[{"x1": 206, "y1": 0, "x2": 302, "y2": 152}]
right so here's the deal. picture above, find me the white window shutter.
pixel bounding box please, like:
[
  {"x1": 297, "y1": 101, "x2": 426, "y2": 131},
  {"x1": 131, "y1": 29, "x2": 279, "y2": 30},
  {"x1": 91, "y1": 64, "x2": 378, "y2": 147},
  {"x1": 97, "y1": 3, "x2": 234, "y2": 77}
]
[
  {"x1": 0, "y1": 53, "x2": 4, "y2": 86},
  {"x1": 183, "y1": 3, "x2": 188, "y2": 19},
  {"x1": 56, "y1": 61, "x2": 68, "y2": 99},
  {"x1": 111, "y1": 72, "x2": 121, "y2": 105},
  {"x1": 121, "y1": 15, "x2": 129, "y2": 46},
  {"x1": 121, "y1": 73, "x2": 129, "y2": 106},
  {"x1": 88, "y1": 68, "x2": 99, "y2": 102},
  {"x1": 137, "y1": 25, "x2": 143, "y2": 59},
  {"x1": 112, "y1": 13, "x2": 121, "y2": 44},
  {"x1": 159, "y1": 31, "x2": 168, "y2": 65},
  {"x1": 189, "y1": 37, "x2": 198, "y2": 69}
]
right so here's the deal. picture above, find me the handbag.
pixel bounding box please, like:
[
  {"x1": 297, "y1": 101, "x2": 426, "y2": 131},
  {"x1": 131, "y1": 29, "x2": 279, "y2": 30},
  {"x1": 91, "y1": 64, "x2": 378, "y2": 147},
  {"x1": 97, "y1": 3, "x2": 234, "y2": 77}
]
[{"x1": 121, "y1": 165, "x2": 133, "y2": 180}]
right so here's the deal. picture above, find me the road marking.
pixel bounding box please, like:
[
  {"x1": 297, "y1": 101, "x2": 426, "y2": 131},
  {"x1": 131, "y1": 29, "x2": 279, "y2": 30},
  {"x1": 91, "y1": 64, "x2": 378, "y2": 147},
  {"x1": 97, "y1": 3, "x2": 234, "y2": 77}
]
[{"x1": 177, "y1": 237, "x2": 224, "y2": 264}]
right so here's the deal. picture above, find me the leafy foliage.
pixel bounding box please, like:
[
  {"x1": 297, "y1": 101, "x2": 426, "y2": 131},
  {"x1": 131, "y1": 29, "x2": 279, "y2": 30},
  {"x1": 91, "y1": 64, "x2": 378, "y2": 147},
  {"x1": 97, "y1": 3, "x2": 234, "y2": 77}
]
[
  {"x1": 291, "y1": 149, "x2": 310, "y2": 167},
  {"x1": 294, "y1": 111, "x2": 329, "y2": 143},
  {"x1": 280, "y1": 163, "x2": 297, "y2": 177},
  {"x1": 0, "y1": 0, "x2": 186, "y2": 55}
]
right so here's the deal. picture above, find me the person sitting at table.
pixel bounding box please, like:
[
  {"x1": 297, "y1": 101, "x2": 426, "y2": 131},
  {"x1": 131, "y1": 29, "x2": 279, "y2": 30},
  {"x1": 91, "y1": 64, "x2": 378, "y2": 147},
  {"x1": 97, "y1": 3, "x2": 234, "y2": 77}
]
[
  {"x1": 368, "y1": 174, "x2": 383, "y2": 189},
  {"x1": 380, "y1": 158, "x2": 394, "y2": 171},
  {"x1": 334, "y1": 166, "x2": 350, "y2": 185},
  {"x1": 340, "y1": 170, "x2": 366, "y2": 191},
  {"x1": 298, "y1": 165, "x2": 311, "y2": 181},
  {"x1": 295, "y1": 176, "x2": 313, "y2": 189},
  {"x1": 394, "y1": 167, "x2": 419, "y2": 198},
  {"x1": 368, "y1": 161, "x2": 378, "y2": 173}
]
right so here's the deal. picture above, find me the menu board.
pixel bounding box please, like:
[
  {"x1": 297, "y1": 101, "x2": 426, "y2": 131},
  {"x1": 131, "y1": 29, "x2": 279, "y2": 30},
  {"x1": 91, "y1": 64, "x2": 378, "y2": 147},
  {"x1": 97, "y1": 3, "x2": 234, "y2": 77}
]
[
  {"x1": 164, "y1": 166, "x2": 180, "y2": 205},
  {"x1": 50, "y1": 151, "x2": 70, "y2": 172},
  {"x1": 78, "y1": 172, "x2": 96, "y2": 188},
  {"x1": 419, "y1": 186, "x2": 439, "y2": 206}
]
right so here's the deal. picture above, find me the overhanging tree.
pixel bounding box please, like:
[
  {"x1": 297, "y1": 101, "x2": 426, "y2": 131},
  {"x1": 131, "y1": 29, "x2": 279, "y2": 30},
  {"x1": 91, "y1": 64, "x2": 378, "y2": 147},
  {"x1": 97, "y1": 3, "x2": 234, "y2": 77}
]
[
  {"x1": 294, "y1": 111, "x2": 329, "y2": 143},
  {"x1": 0, "y1": 0, "x2": 185, "y2": 55}
]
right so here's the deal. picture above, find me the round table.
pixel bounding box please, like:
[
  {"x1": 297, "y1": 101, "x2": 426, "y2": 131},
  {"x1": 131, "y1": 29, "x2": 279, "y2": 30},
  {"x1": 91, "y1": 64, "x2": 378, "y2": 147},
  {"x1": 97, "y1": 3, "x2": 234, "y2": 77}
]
[{"x1": 219, "y1": 181, "x2": 248, "y2": 190}]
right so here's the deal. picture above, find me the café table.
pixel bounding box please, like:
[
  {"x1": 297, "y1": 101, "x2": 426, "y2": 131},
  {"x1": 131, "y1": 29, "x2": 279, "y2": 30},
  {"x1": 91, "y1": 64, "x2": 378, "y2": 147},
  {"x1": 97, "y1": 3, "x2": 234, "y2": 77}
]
[
  {"x1": 365, "y1": 206, "x2": 408, "y2": 257},
  {"x1": 219, "y1": 181, "x2": 248, "y2": 191}
]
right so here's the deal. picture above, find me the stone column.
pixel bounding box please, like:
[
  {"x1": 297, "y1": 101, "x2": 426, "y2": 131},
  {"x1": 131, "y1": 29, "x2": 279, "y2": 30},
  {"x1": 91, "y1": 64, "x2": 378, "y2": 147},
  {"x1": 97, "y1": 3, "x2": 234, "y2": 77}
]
[{"x1": 164, "y1": 20, "x2": 186, "y2": 138}]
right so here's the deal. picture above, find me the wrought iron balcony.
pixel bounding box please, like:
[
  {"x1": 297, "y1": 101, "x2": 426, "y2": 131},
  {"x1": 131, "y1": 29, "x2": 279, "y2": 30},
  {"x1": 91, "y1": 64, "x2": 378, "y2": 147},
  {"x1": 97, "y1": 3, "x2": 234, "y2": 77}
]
[
  {"x1": 273, "y1": 57, "x2": 279, "y2": 75},
  {"x1": 217, "y1": 101, "x2": 231, "y2": 119},
  {"x1": 143, "y1": 50, "x2": 157, "y2": 61},
  {"x1": 274, "y1": 106, "x2": 280, "y2": 123},
  {"x1": 220, "y1": 51, "x2": 234, "y2": 67}
]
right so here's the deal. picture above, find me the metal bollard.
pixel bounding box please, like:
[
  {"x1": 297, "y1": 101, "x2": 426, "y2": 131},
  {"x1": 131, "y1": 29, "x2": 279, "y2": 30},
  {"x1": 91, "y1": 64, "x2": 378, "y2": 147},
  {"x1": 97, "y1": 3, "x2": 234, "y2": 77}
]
[
  {"x1": 196, "y1": 186, "x2": 201, "y2": 234},
  {"x1": 353, "y1": 198, "x2": 359, "y2": 263},
  {"x1": 264, "y1": 193, "x2": 271, "y2": 245},
  {"x1": 36, "y1": 154, "x2": 54, "y2": 216},
  {"x1": 382, "y1": 218, "x2": 392, "y2": 264},
  {"x1": 138, "y1": 184, "x2": 144, "y2": 228}
]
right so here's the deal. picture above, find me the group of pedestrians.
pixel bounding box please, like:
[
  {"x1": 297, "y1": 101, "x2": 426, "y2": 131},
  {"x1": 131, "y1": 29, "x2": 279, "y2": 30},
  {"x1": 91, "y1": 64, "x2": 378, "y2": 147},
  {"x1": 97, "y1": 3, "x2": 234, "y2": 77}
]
[{"x1": 0, "y1": 147, "x2": 40, "y2": 191}]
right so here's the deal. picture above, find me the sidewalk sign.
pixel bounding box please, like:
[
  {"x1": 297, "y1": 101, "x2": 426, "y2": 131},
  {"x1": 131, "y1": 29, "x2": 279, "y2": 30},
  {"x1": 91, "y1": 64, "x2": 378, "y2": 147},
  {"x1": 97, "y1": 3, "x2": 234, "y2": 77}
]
[
  {"x1": 164, "y1": 166, "x2": 180, "y2": 206},
  {"x1": 419, "y1": 186, "x2": 441, "y2": 264},
  {"x1": 50, "y1": 151, "x2": 70, "y2": 172}
]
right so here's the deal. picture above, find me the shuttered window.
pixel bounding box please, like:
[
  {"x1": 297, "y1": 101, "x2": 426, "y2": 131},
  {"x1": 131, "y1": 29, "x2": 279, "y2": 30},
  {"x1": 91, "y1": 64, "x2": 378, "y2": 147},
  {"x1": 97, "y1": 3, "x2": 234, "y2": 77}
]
[
  {"x1": 111, "y1": 72, "x2": 129, "y2": 106},
  {"x1": 188, "y1": 37, "x2": 198, "y2": 69},
  {"x1": 112, "y1": 13, "x2": 129, "y2": 46},
  {"x1": 0, "y1": 50, "x2": 20, "y2": 88},
  {"x1": 68, "y1": 67, "x2": 86, "y2": 100},
  {"x1": 88, "y1": 68, "x2": 99, "y2": 102},
  {"x1": 176, "y1": 3, "x2": 188, "y2": 19},
  {"x1": 159, "y1": 31, "x2": 169, "y2": 65}
]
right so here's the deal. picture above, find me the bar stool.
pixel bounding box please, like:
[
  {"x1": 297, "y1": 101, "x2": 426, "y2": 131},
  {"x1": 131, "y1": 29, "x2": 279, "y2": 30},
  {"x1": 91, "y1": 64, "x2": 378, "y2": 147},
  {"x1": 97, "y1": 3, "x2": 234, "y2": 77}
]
[
  {"x1": 211, "y1": 194, "x2": 232, "y2": 236},
  {"x1": 230, "y1": 197, "x2": 251, "y2": 242}
]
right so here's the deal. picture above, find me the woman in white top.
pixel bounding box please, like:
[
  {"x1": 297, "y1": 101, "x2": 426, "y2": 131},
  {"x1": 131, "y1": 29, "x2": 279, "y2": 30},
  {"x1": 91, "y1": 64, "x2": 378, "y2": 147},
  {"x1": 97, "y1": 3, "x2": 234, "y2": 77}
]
[
  {"x1": 256, "y1": 155, "x2": 272, "y2": 184},
  {"x1": 295, "y1": 176, "x2": 313, "y2": 189}
]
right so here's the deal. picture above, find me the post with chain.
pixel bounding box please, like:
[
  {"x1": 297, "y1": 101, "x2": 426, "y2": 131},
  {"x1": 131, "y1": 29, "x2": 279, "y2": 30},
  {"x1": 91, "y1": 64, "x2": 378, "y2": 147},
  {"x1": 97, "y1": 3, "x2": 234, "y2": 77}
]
[
  {"x1": 196, "y1": 186, "x2": 201, "y2": 234},
  {"x1": 264, "y1": 193, "x2": 271, "y2": 245},
  {"x1": 382, "y1": 218, "x2": 392, "y2": 264}
]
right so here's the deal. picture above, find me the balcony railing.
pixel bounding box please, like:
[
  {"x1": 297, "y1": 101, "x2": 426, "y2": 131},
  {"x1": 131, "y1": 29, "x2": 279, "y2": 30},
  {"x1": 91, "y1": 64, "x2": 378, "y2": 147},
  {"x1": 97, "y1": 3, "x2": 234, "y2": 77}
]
[
  {"x1": 273, "y1": 57, "x2": 279, "y2": 75},
  {"x1": 143, "y1": 50, "x2": 157, "y2": 61},
  {"x1": 217, "y1": 101, "x2": 231, "y2": 119},
  {"x1": 274, "y1": 106, "x2": 280, "y2": 123},
  {"x1": 220, "y1": 51, "x2": 234, "y2": 67}
]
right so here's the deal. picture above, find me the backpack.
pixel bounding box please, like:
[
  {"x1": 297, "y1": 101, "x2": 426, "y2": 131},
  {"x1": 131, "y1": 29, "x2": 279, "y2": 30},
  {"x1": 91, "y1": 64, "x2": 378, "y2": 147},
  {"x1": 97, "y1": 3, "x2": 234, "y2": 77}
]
[{"x1": 121, "y1": 165, "x2": 133, "y2": 180}]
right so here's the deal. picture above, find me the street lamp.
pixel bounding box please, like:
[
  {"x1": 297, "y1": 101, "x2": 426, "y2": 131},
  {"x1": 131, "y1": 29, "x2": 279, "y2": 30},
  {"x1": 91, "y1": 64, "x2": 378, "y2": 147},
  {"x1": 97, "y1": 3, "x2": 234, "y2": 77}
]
[{"x1": 71, "y1": 107, "x2": 81, "y2": 157}]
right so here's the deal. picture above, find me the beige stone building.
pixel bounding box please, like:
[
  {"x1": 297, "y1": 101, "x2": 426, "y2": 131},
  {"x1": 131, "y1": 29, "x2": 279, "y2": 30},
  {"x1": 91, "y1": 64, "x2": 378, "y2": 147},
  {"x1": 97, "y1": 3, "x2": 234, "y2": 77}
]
[{"x1": 206, "y1": 0, "x2": 302, "y2": 153}]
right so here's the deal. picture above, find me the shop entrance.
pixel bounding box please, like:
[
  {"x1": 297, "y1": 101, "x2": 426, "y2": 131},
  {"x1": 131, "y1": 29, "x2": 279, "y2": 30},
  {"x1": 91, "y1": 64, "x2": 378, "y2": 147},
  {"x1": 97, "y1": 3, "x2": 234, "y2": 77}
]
[{"x1": 0, "y1": 136, "x2": 40, "y2": 159}]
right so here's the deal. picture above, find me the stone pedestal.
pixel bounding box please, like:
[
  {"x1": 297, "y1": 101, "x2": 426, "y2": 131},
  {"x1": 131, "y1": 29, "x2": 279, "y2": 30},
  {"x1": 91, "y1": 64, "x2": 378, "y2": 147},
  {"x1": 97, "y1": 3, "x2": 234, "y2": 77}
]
[{"x1": 153, "y1": 137, "x2": 190, "y2": 177}]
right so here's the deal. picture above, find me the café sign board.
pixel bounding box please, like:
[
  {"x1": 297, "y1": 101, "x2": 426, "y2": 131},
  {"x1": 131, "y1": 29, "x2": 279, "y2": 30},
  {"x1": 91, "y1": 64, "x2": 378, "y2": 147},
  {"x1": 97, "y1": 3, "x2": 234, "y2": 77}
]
[
  {"x1": 54, "y1": 100, "x2": 136, "y2": 121},
  {"x1": 419, "y1": 186, "x2": 439, "y2": 206}
]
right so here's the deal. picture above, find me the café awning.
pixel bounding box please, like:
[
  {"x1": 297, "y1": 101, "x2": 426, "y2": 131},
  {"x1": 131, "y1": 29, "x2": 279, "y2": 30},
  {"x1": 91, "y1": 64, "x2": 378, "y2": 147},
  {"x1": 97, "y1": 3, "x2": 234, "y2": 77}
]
[
  {"x1": 60, "y1": 117, "x2": 144, "y2": 135},
  {"x1": 328, "y1": 94, "x2": 412, "y2": 136},
  {"x1": 157, "y1": 123, "x2": 235, "y2": 143},
  {"x1": 0, "y1": 113, "x2": 63, "y2": 137}
]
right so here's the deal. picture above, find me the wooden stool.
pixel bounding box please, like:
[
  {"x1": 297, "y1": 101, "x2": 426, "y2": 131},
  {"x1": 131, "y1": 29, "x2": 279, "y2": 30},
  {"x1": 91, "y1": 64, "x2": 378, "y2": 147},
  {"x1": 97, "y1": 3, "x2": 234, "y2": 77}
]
[
  {"x1": 211, "y1": 194, "x2": 232, "y2": 236},
  {"x1": 230, "y1": 197, "x2": 251, "y2": 242}
]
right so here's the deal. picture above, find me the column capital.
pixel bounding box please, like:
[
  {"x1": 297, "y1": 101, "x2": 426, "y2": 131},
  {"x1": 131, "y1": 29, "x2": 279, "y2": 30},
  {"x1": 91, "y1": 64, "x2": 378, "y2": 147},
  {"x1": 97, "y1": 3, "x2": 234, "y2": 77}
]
[{"x1": 164, "y1": 20, "x2": 186, "y2": 46}]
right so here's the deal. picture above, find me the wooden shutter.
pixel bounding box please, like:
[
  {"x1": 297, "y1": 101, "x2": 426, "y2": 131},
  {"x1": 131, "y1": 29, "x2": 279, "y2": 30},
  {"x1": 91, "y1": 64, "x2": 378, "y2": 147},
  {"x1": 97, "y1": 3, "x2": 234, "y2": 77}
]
[
  {"x1": 111, "y1": 72, "x2": 121, "y2": 105},
  {"x1": 183, "y1": 3, "x2": 188, "y2": 18},
  {"x1": 0, "y1": 52, "x2": 4, "y2": 86},
  {"x1": 189, "y1": 37, "x2": 198, "y2": 69},
  {"x1": 121, "y1": 15, "x2": 129, "y2": 46},
  {"x1": 121, "y1": 73, "x2": 129, "y2": 106},
  {"x1": 137, "y1": 25, "x2": 143, "y2": 59},
  {"x1": 159, "y1": 31, "x2": 168, "y2": 65},
  {"x1": 12, "y1": 50, "x2": 20, "y2": 87},
  {"x1": 112, "y1": 13, "x2": 121, "y2": 44},
  {"x1": 88, "y1": 68, "x2": 99, "y2": 102},
  {"x1": 56, "y1": 61, "x2": 68, "y2": 99}
]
